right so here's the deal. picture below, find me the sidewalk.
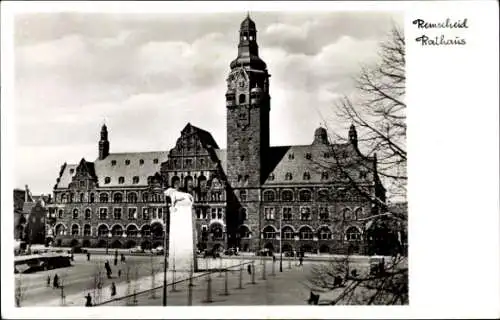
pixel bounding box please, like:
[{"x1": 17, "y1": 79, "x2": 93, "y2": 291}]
[
  {"x1": 103, "y1": 260, "x2": 312, "y2": 306},
  {"x1": 41, "y1": 258, "x2": 251, "y2": 307}
]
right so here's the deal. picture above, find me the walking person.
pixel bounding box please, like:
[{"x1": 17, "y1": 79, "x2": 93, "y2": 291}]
[
  {"x1": 85, "y1": 293, "x2": 93, "y2": 307},
  {"x1": 110, "y1": 282, "x2": 116, "y2": 298},
  {"x1": 247, "y1": 264, "x2": 252, "y2": 275},
  {"x1": 87, "y1": 252, "x2": 91, "y2": 261},
  {"x1": 114, "y1": 250, "x2": 118, "y2": 266},
  {"x1": 53, "y1": 274, "x2": 59, "y2": 289},
  {"x1": 121, "y1": 253, "x2": 126, "y2": 263},
  {"x1": 299, "y1": 255, "x2": 303, "y2": 266},
  {"x1": 46, "y1": 274, "x2": 51, "y2": 287},
  {"x1": 118, "y1": 269, "x2": 122, "y2": 278}
]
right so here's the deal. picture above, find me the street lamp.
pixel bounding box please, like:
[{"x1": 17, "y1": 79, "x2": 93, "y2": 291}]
[
  {"x1": 163, "y1": 197, "x2": 170, "y2": 307},
  {"x1": 106, "y1": 231, "x2": 111, "y2": 254},
  {"x1": 279, "y1": 211, "x2": 283, "y2": 272}
]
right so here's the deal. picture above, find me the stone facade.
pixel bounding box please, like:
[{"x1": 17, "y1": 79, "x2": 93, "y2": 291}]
[{"x1": 48, "y1": 15, "x2": 386, "y2": 255}]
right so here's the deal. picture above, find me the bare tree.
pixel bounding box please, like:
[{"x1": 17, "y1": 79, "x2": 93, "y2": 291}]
[
  {"x1": 307, "y1": 254, "x2": 408, "y2": 305},
  {"x1": 328, "y1": 25, "x2": 406, "y2": 202}
]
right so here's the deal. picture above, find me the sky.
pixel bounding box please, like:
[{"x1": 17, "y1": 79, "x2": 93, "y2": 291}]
[{"x1": 13, "y1": 11, "x2": 402, "y2": 195}]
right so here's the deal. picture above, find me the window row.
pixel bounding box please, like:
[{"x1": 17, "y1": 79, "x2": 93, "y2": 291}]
[
  {"x1": 64, "y1": 207, "x2": 165, "y2": 221},
  {"x1": 261, "y1": 226, "x2": 362, "y2": 241},
  {"x1": 57, "y1": 223, "x2": 165, "y2": 238},
  {"x1": 195, "y1": 207, "x2": 225, "y2": 220},
  {"x1": 110, "y1": 158, "x2": 158, "y2": 166},
  {"x1": 104, "y1": 176, "x2": 141, "y2": 185},
  {"x1": 59, "y1": 192, "x2": 164, "y2": 204},
  {"x1": 263, "y1": 207, "x2": 363, "y2": 221},
  {"x1": 262, "y1": 189, "x2": 327, "y2": 202}
]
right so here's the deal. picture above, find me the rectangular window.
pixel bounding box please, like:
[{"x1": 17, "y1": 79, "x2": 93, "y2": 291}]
[
  {"x1": 185, "y1": 159, "x2": 193, "y2": 168},
  {"x1": 211, "y1": 208, "x2": 217, "y2": 219},
  {"x1": 128, "y1": 208, "x2": 137, "y2": 220},
  {"x1": 152, "y1": 208, "x2": 157, "y2": 219},
  {"x1": 142, "y1": 208, "x2": 150, "y2": 220},
  {"x1": 113, "y1": 208, "x2": 122, "y2": 220},
  {"x1": 217, "y1": 208, "x2": 223, "y2": 220},
  {"x1": 158, "y1": 208, "x2": 163, "y2": 220},
  {"x1": 79, "y1": 180, "x2": 85, "y2": 188},
  {"x1": 265, "y1": 207, "x2": 275, "y2": 220},
  {"x1": 99, "y1": 208, "x2": 108, "y2": 220},
  {"x1": 319, "y1": 207, "x2": 329, "y2": 220},
  {"x1": 282, "y1": 207, "x2": 292, "y2": 221},
  {"x1": 300, "y1": 207, "x2": 311, "y2": 221},
  {"x1": 196, "y1": 208, "x2": 201, "y2": 220},
  {"x1": 283, "y1": 231, "x2": 294, "y2": 239}
]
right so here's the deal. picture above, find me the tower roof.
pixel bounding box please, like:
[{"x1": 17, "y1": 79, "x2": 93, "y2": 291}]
[{"x1": 240, "y1": 13, "x2": 256, "y2": 30}]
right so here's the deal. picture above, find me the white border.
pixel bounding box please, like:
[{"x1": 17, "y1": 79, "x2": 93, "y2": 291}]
[{"x1": 2, "y1": 1, "x2": 499, "y2": 319}]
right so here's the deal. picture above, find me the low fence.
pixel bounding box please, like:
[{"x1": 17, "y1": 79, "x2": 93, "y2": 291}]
[{"x1": 94, "y1": 260, "x2": 254, "y2": 306}]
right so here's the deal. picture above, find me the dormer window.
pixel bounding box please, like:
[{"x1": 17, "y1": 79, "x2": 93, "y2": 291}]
[
  {"x1": 69, "y1": 169, "x2": 75, "y2": 174},
  {"x1": 324, "y1": 152, "x2": 330, "y2": 158},
  {"x1": 132, "y1": 176, "x2": 139, "y2": 184},
  {"x1": 321, "y1": 172, "x2": 329, "y2": 180},
  {"x1": 111, "y1": 160, "x2": 116, "y2": 166},
  {"x1": 125, "y1": 159, "x2": 130, "y2": 165},
  {"x1": 359, "y1": 171, "x2": 368, "y2": 179},
  {"x1": 118, "y1": 177, "x2": 125, "y2": 184},
  {"x1": 285, "y1": 173, "x2": 293, "y2": 181},
  {"x1": 104, "y1": 177, "x2": 111, "y2": 184},
  {"x1": 288, "y1": 153, "x2": 294, "y2": 160},
  {"x1": 139, "y1": 159, "x2": 144, "y2": 165},
  {"x1": 269, "y1": 173, "x2": 275, "y2": 181},
  {"x1": 303, "y1": 172, "x2": 311, "y2": 180},
  {"x1": 153, "y1": 159, "x2": 159, "y2": 164},
  {"x1": 305, "y1": 153, "x2": 312, "y2": 160}
]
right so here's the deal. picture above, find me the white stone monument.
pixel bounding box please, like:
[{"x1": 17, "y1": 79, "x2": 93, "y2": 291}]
[{"x1": 164, "y1": 188, "x2": 198, "y2": 272}]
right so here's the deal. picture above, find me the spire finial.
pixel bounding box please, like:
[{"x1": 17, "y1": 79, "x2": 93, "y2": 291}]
[{"x1": 247, "y1": 11, "x2": 250, "y2": 19}]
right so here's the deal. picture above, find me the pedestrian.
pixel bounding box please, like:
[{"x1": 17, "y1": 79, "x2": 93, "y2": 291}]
[
  {"x1": 272, "y1": 255, "x2": 276, "y2": 263},
  {"x1": 118, "y1": 269, "x2": 122, "y2": 278},
  {"x1": 71, "y1": 253, "x2": 74, "y2": 261},
  {"x1": 46, "y1": 274, "x2": 51, "y2": 287},
  {"x1": 299, "y1": 256, "x2": 303, "y2": 266},
  {"x1": 110, "y1": 282, "x2": 116, "y2": 297},
  {"x1": 85, "y1": 293, "x2": 93, "y2": 307},
  {"x1": 114, "y1": 250, "x2": 118, "y2": 266},
  {"x1": 114, "y1": 257, "x2": 118, "y2": 266},
  {"x1": 87, "y1": 252, "x2": 90, "y2": 261},
  {"x1": 53, "y1": 274, "x2": 59, "y2": 289},
  {"x1": 121, "y1": 253, "x2": 126, "y2": 263},
  {"x1": 247, "y1": 264, "x2": 252, "y2": 275}
]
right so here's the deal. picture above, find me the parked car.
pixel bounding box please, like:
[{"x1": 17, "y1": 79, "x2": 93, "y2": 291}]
[
  {"x1": 130, "y1": 246, "x2": 144, "y2": 254},
  {"x1": 284, "y1": 251, "x2": 295, "y2": 257},
  {"x1": 151, "y1": 246, "x2": 164, "y2": 255},
  {"x1": 256, "y1": 248, "x2": 273, "y2": 257},
  {"x1": 224, "y1": 248, "x2": 239, "y2": 256}
]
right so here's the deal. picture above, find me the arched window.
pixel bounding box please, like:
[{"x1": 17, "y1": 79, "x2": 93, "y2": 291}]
[
  {"x1": 61, "y1": 194, "x2": 67, "y2": 203},
  {"x1": 262, "y1": 226, "x2": 276, "y2": 239},
  {"x1": 263, "y1": 190, "x2": 275, "y2": 202},
  {"x1": 83, "y1": 224, "x2": 91, "y2": 236},
  {"x1": 72, "y1": 209, "x2": 79, "y2": 219},
  {"x1": 299, "y1": 226, "x2": 314, "y2": 240},
  {"x1": 238, "y1": 225, "x2": 251, "y2": 238},
  {"x1": 318, "y1": 226, "x2": 332, "y2": 240},
  {"x1": 142, "y1": 192, "x2": 149, "y2": 203},
  {"x1": 69, "y1": 193, "x2": 74, "y2": 203},
  {"x1": 90, "y1": 193, "x2": 95, "y2": 203},
  {"x1": 71, "y1": 224, "x2": 80, "y2": 236},
  {"x1": 58, "y1": 209, "x2": 64, "y2": 219},
  {"x1": 111, "y1": 225, "x2": 124, "y2": 237},
  {"x1": 55, "y1": 224, "x2": 66, "y2": 236},
  {"x1": 298, "y1": 189, "x2": 312, "y2": 201},
  {"x1": 98, "y1": 225, "x2": 110, "y2": 237},
  {"x1": 100, "y1": 193, "x2": 109, "y2": 203},
  {"x1": 346, "y1": 227, "x2": 362, "y2": 241},
  {"x1": 113, "y1": 193, "x2": 123, "y2": 203},
  {"x1": 211, "y1": 223, "x2": 224, "y2": 240},
  {"x1": 184, "y1": 176, "x2": 194, "y2": 191},
  {"x1": 127, "y1": 192, "x2": 138, "y2": 203},
  {"x1": 126, "y1": 225, "x2": 138, "y2": 237},
  {"x1": 84, "y1": 208, "x2": 91, "y2": 220},
  {"x1": 79, "y1": 193, "x2": 85, "y2": 203},
  {"x1": 151, "y1": 193, "x2": 160, "y2": 203},
  {"x1": 354, "y1": 208, "x2": 363, "y2": 220},
  {"x1": 238, "y1": 94, "x2": 246, "y2": 104},
  {"x1": 282, "y1": 190, "x2": 293, "y2": 201},
  {"x1": 281, "y1": 226, "x2": 295, "y2": 240},
  {"x1": 303, "y1": 172, "x2": 311, "y2": 180}
]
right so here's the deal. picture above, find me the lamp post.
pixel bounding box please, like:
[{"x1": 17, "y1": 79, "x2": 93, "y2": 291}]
[
  {"x1": 163, "y1": 197, "x2": 169, "y2": 307},
  {"x1": 106, "y1": 232, "x2": 111, "y2": 254},
  {"x1": 279, "y1": 211, "x2": 283, "y2": 272}
]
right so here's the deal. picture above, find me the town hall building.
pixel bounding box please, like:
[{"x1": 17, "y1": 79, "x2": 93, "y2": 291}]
[{"x1": 47, "y1": 15, "x2": 386, "y2": 255}]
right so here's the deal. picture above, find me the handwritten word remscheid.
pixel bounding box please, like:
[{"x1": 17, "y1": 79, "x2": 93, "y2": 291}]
[{"x1": 413, "y1": 18, "x2": 468, "y2": 47}]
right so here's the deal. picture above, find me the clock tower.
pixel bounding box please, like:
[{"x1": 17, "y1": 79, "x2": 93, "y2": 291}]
[{"x1": 226, "y1": 14, "x2": 270, "y2": 189}]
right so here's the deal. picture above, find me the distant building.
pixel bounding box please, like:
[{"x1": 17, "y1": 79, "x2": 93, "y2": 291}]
[
  {"x1": 50, "y1": 15, "x2": 386, "y2": 255},
  {"x1": 13, "y1": 185, "x2": 49, "y2": 246}
]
